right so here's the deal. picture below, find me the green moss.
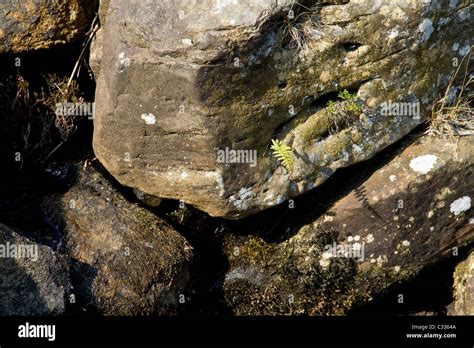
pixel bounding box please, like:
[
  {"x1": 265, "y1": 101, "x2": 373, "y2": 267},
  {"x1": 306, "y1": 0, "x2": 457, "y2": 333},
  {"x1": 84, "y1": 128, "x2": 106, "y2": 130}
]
[{"x1": 321, "y1": 130, "x2": 351, "y2": 158}]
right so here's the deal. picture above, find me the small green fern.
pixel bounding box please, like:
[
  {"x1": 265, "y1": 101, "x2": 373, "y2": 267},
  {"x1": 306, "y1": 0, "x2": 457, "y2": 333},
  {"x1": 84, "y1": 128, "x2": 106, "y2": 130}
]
[{"x1": 270, "y1": 139, "x2": 293, "y2": 171}]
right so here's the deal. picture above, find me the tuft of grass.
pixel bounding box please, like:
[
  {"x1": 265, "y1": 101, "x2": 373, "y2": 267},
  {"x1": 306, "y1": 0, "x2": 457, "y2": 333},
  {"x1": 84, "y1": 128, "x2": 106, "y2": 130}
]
[
  {"x1": 278, "y1": 1, "x2": 325, "y2": 56},
  {"x1": 427, "y1": 46, "x2": 473, "y2": 138},
  {"x1": 271, "y1": 139, "x2": 294, "y2": 171}
]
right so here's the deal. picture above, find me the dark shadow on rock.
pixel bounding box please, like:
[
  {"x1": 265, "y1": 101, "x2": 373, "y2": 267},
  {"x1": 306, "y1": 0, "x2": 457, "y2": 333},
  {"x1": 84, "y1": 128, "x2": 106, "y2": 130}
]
[
  {"x1": 67, "y1": 258, "x2": 100, "y2": 316},
  {"x1": 0, "y1": 257, "x2": 50, "y2": 315},
  {"x1": 0, "y1": 224, "x2": 71, "y2": 315}
]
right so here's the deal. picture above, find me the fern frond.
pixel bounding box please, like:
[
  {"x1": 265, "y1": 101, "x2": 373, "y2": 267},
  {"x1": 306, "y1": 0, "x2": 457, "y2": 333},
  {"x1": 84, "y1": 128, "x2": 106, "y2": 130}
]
[{"x1": 270, "y1": 139, "x2": 294, "y2": 171}]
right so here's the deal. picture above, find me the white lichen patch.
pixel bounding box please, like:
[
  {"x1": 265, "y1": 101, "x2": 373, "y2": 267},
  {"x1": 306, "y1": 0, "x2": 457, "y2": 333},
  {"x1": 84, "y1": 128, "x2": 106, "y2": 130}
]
[
  {"x1": 319, "y1": 249, "x2": 333, "y2": 268},
  {"x1": 449, "y1": 196, "x2": 471, "y2": 216},
  {"x1": 458, "y1": 9, "x2": 470, "y2": 21},
  {"x1": 376, "y1": 255, "x2": 387, "y2": 267},
  {"x1": 275, "y1": 195, "x2": 285, "y2": 205},
  {"x1": 389, "y1": 175, "x2": 397, "y2": 182},
  {"x1": 229, "y1": 187, "x2": 253, "y2": 211},
  {"x1": 449, "y1": 0, "x2": 459, "y2": 8},
  {"x1": 140, "y1": 113, "x2": 156, "y2": 125},
  {"x1": 459, "y1": 44, "x2": 470, "y2": 56},
  {"x1": 418, "y1": 19, "x2": 434, "y2": 43},
  {"x1": 118, "y1": 52, "x2": 131, "y2": 68},
  {"x1": 324, "y1": 215, "x2": 334, "y2": 222},
  {"x1": 205, "y1": 171, "x2": 225, "y2": 197},
  {"x1": 352, "y1": 144, "x2": 363, "y2": 153},
  {"x1": 409, "y1": 154, "x2": 437, "y2": 174},
  {"x1": 438, "y1": 17, "x2": 451, "y2": 26},
  {"x1": 181, "y1": 38, "x2": 193, "y2": 46},
  {"x1": 388, "y1": 28, "x2": 399, "y2": 39},
  {"x1": 365, "y1": 234, "x2": 375, "y2": 244}
]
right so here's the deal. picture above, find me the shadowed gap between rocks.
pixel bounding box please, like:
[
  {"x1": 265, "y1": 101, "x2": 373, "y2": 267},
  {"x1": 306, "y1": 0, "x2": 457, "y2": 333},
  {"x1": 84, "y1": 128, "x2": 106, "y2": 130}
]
[
  {"x1": 0, "y1": 257, "x2": 49, "y2": 315},
  {"x1": 0, "y1": 38, "x2": 100, "y2": 315},
  {"x1": 0, "y1": 41, "x2": 96, "y2": 248},
  {"x1": 349, "y1": 243, "x2": 474, "y2": 316}
]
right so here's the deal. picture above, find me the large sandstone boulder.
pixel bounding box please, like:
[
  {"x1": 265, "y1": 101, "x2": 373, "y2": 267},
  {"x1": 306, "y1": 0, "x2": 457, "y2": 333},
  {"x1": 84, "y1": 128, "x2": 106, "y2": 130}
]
[
  {"x1": 92, "y1": 0, "x2": 473, "y2": 218},
  {"x1": 42, "y1": 163, "x2": 196, "y2": 315},
  {"x1": 0, "y1": 0, "x2": 98, "y2": 53},
  {"x1": 0, "y1": 223, "x2": 71, "y2": 315},
  {"x1": 448, "y1": 251, "x2": 474, "y2": 315},
  {"x1": 221, "y1": 135, "x2": 473, "y2": 315}
]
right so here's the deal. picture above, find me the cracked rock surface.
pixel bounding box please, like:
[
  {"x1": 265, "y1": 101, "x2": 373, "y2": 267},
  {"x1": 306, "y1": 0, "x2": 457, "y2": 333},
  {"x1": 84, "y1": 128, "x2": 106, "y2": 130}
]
[{"x1": 93, "y1": 0, "x2": 472, "y2": 218}]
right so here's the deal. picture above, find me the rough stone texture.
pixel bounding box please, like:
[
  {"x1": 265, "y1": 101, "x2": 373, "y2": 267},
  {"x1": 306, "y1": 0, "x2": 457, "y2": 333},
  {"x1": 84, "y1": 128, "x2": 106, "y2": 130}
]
[
  {"x1": 221, "y1": 135, "x2": 473, "y2": 315},
  {"x1": 93, "y1": 0, "x2": 473, "y2": 218},
  {"x1": 0, "y1": 0, "x2": 98, "y2": 53},
  {"x1": 0, "y1": 223, "x2": 71, "y2": 315},
  {"x1": 448, "y1": 251, "x2": 474, "y2": 315},
  {"x1": 42, "y1": 163, "x2": 195, "y2": 315}
]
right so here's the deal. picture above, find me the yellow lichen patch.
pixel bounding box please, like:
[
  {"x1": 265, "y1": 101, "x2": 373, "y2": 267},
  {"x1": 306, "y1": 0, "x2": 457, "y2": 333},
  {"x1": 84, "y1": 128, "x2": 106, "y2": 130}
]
[
  {"x1": 1, "y1": 0, "x2": 94, "y2": 53},
  {"x1": 6, "y1": 11, "x2": 24, "y2": 21},
  {"x1": 241, "y1": 236, "x2": 272, "y2": 265}
]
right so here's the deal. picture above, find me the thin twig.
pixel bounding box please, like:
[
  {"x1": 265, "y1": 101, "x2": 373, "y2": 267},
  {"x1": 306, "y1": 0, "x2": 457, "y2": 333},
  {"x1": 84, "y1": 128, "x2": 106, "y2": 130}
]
[{"x1": 66, "y1": 15, "x2": 100, "y2": 91}]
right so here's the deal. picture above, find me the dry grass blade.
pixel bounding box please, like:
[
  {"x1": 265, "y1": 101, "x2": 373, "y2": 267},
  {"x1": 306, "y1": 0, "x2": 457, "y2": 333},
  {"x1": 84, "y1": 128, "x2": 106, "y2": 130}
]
[
  {"x1": 427, "y1": 46, "x2": 474, "y2": 138},
  {"x1": 67, "y1": 14, "x2": 100, "y2": 91}
]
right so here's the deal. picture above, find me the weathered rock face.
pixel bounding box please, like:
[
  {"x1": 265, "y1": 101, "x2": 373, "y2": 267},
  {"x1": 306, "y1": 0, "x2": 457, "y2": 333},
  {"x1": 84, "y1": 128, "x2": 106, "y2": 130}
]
[
  {"x1": 448, "y1": 251, "x2": 474, "y2": 315},
  {"x1": 221, "y1": 135, "x2": 473, "y2": 315},
  {"x1": 0, "y1": 0, "x2": 98, "y2": 53},
  {"x1": 93, "y1": 0, "x2": 473, "y2": 218},
  {"x1": 0, "y1": 224, "x2": 71, "y2": 315},
  {"x1": 42, "y1": 163, "x2": 195, "y2": 315}
]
